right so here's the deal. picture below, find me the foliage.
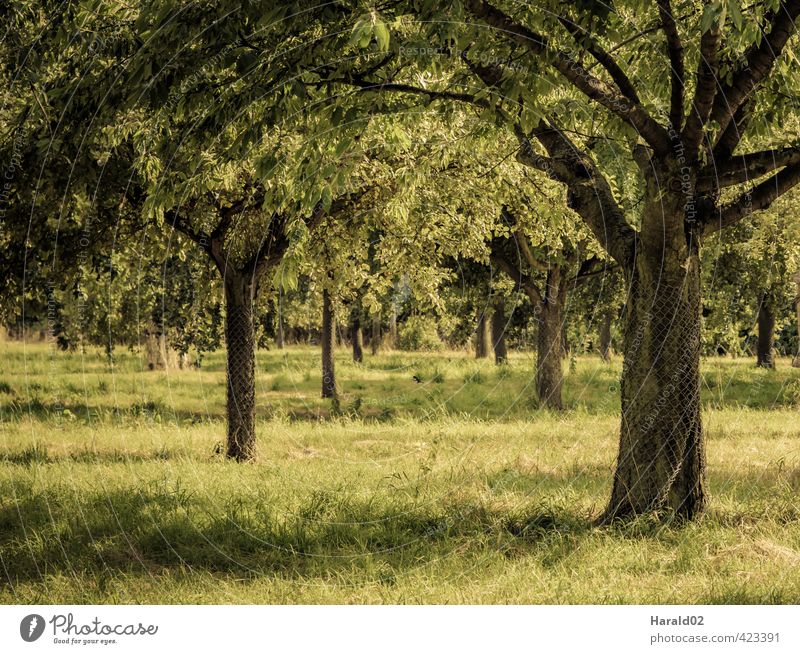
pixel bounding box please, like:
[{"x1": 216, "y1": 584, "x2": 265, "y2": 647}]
[{"x1": 397, "y1": 314, "x2": 444, "y2": 351}]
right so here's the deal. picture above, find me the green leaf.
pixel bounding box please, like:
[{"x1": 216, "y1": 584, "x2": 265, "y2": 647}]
[
  {"x1": 374, "y1": 21, "x2": 390, "y2": 52},
  {"x1": 728, "y1": 0, "x2": 743, "y2": 30},
  {"x1": 321, "y1": 186, "x2": 333, "y2": 210},
  {"x1": 335, "y1": 137, "x2": 353, "y2": 157}
]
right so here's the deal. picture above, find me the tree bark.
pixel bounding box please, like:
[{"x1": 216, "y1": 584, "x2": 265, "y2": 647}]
[
  {"x1": 389, "y1": 304, "x2": 398, "y2": 349},
  {"x1": 492, "y1": 300, "x2": 508, "y2": 364},
  {"x1": 352, "y1": 316, "x2": 364, "y2": 363},
  {"x1": 371, "y1": 314, "x2": 381, "y2": 355},
  {"x1": 756, "y1": 293, "x2": 776, "y2": 368},
  {"x1": 475, "y1": 309, "x2": 491, "y2": 358},
  {"x1": 794, "y1": 272, "x2": 800, "y2": 367},
  {"x1": 561, "y1": 322, "x2": 570, "y2": 359},
  {"x1": 276, "y1": 290, "x2": 285, "y2": 349},
  {"x1": 144, "y1": 324, "x2": 178, "y2": 370},
  {"x1": 224, "y1": 274, "x2": 256, "y2": 461},
  {"x1": 144, "y1": 323, "x2": 170, "y2": 370},
  {"x1": 599, "y1": 307, "x2": 613, "y2": 362},
  {"x1": 321, "y1": 288, "x2": 337, "y2": 398},
  {"x1": 603, "y1": 197, "x2": 706, "y2": 522},
  {"x1": 536, "y1": 302, "x2": 564, "y2": 410}
]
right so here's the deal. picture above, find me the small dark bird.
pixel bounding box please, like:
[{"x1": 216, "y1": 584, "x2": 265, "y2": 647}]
[{"x1": 412, "y1": 375, "x2": 422, "y2": 383}]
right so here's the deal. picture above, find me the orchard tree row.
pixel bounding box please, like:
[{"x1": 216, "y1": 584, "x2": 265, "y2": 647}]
[{"x1": 2, "y1": 0, "x2": 800, "y2": 522}]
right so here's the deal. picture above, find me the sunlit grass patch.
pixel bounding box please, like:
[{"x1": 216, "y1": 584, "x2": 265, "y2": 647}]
[{"x1": 1, "y1": 341, "x2": 799, "y2": 603}]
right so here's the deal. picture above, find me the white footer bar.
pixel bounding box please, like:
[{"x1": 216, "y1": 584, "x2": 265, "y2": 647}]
[{"x1": 1, "y1": 605, "x2": 796, "y2": 653}]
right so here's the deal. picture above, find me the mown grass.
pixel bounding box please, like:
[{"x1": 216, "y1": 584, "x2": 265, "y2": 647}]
[{"x1": 1, "y1": 340, "x2": 799, "y2": 603}]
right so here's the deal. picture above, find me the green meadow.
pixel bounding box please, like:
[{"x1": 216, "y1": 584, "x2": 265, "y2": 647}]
[{"x1": 1, "y1": 341, "x2": 799, "y2": 603}]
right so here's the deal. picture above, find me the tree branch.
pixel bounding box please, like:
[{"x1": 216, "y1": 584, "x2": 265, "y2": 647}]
[
  {"x1": 682, "y1": 5, "x2": 723, "y2": 155},
  {"x1": 499, "y1": 206, "x2": 548, "y2": 273},
  {"x1": 705, "y1": 161, "x2": 800, "y2": 234},
  {"x1": 570, "y1": 256, "x2": 617, "y2": 286},
  {"x1": 491, "y1": 252, "x2": 544, "y2": 306},
  {"x1": 464, "y1": 0, "x2": 671, "y2": 154},
  {"x1": 701, "y1": 145, "x2": 800, "y2": 188},
  {"x1": 210, "y1": 187, "x2": 266, "y2": 240},
  {"x1": 557, "y1": 15, "x2": 641, "y2": 105},
  {"x1": 515, "y1": 120, "x2": 638, "y2": 270},
  {"x1": 712, "y1": 101, "x2": 750, "y2": 159},
  {"x1": 657, "y1": 0, "x2": 685, "y2": 129},
  {"x1": 709, "y1": 0, "x2": 800, "y2": 144}
]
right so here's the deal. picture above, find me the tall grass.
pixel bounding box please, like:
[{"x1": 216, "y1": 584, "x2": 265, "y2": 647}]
[{"x1": 1, "y1": 341, "x2": 799, "y2": 603}]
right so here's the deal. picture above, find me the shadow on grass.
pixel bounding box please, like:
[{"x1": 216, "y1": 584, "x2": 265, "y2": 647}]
[
  {"x1": 0, "y1": 483, "x2": 595, "y2": 588},
  {"x1": 0, "y1": 398, "x2": 226, "y2": 424},
  {"x1": 0, "y1": 446, "x2": 195, "y2": 465}
]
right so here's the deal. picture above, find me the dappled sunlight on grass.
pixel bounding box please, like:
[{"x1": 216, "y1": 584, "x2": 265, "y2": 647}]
[{"x1": 1, "y1": 342, "x2": 799, "y2": 603}]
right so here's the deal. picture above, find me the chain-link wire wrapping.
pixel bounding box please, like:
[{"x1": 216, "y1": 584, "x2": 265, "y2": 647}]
[
  {"x1": 225, "y1": 293, "x2": 256, "y2": 461},
  {"x1": 606, "y1": 272, "x2": 706, "y2": 519},
  {"x1": 321, "y1": 289, "x2": 337, "y2": 399}
]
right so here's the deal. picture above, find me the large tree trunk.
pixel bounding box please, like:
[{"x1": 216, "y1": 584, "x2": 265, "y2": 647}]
[
  {"x1": 224, "y1": 275, "x2": 256, "y2": 461},
  {"x1": 536, "y1": 302, "x2": 563, "y2": 410},
  {"x1": 352, "y1": 316, "x2": 364, "y2": 363},
  {"x1": 794, "y1": 272, "x2": 800, "y2": 367},
  {"x1": 492, "y1": 300, "x2": 508, "y2": 364},
  {"x1": 603, "y1": 197, "x2": 705, "y2": 521},
  {"x1": 321, "y1": 288, "x2": 337, "y2": 398},
  {"x1": 756, "y1": 293, "x2": 776, "y2": 368},
  {"x1": 371, "y1": 314, "x2": 381, "y2": 355},
  {"x1": 475, "y1": 309, "x2": 491, "y2": 358}
]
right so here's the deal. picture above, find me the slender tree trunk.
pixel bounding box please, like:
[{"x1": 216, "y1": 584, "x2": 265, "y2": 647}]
[
  {"x1": 371, "y1": 314, "x2": 381, "y2": 355},
  {"x1": 756, "y1": 293, "x2": 776, "y2": 368},
  {"x1": 144, "y1": 324, "x2": 176, "y2": 370},
  {"x1": 475, "y1": 309, "x2": 491, "y2": 358},
  {"x1": 389, "y1": 304, "x2": 397, "y2": 349},
  {"x1": 275, "y1": 320, "x2": 285, "y2": 349},
  {"x1": 144, "y1": 331, "x2": 160, "y2": 370},
  {"x1": 492, "y1": 300, "x2": 508, "y2": 364},
  {"x1": 536, "y1": 303, "x2": 563, "y2": 410},
  {"x1": 224, "y1": 274, "x2": 256, "y2": 461},
  {"x1": 276, "y1": 290, "x2": 285, "y2": 350},
  {"x1": 603, "y1": 197, "x2": 705, "y2": 521},
  {"x1": 352, "y1": 317, "x2": 364, "y2": 363},
  {"x1": 794, "y1": 272, "x2": 800, "y2": 367},
  {"x1": 599, "y1": 307, "x2": 613, "y2": 362},
  {"x1": 144, "y1": 323, "x2": 165, "y2": 370},
  {"x1": 321, "y1": 288, "x2": 337, "y2": 398}
]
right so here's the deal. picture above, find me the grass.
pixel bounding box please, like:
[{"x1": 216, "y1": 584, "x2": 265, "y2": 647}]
[{"x1": 1, "y1": 340, "x2": 800, "y2": 604}]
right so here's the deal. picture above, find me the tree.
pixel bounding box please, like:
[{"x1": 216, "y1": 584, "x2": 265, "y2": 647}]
[
  {"x1": 702, "y1": 200, "x2": 800, "y2": 363},
  {"x1": 7, "y1": 1, "x2": 384, "y2": 460},
  {"x1": 490, "y1": 204, "x2": 610, "y2": 409},
  {"x1": 325, "y1": 0, "x2": 800, "y2": 520},
  {"x1": 492, "y1": 296, "x2": 509, "y2": 364}
]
